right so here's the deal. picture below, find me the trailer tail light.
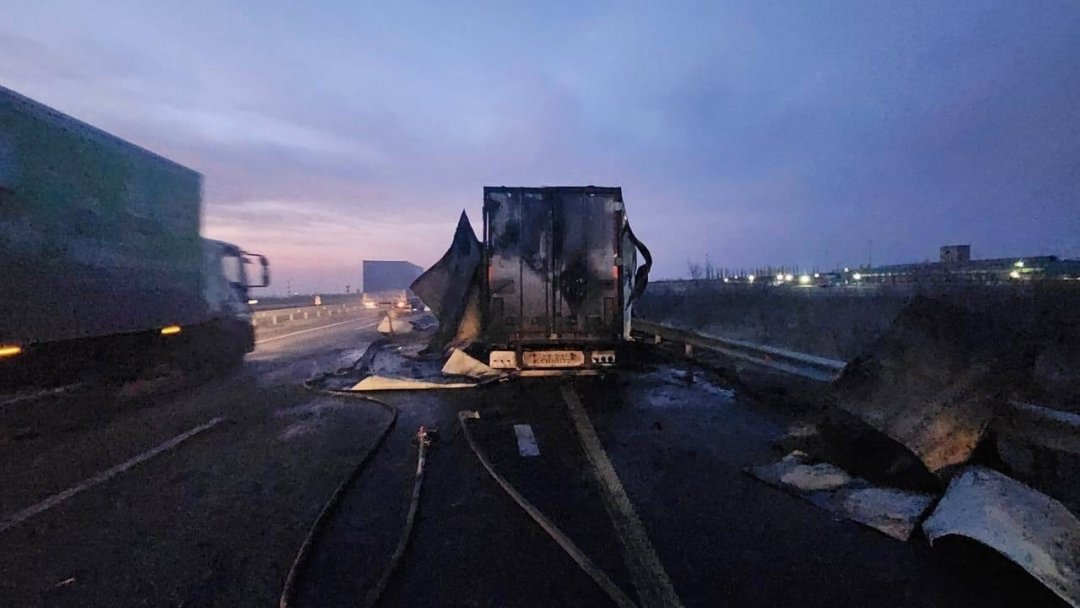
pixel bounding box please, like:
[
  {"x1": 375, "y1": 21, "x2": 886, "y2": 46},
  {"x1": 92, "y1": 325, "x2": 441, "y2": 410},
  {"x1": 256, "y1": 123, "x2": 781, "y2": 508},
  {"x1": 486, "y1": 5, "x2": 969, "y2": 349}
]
[
  {"x1": 612, "y1": 265, "x2": 620, "y2": 280},
  {"x1": 0, "y1": 345, "x2": 23, "y2": 358},
  {"x1": 590, "y1": 350, "x2": 617, "y2": 366},
  {"x1": 160, "y1": 325, "x2": 182, "y2": 336}
]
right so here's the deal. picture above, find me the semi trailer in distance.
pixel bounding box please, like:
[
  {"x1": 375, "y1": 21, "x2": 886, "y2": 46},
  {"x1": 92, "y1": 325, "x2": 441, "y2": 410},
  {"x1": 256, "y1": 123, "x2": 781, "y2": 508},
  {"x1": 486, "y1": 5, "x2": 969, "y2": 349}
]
[
  {"x1": 361, "y1": 260, "x2": 423, "y2": 310},
  {"x1": 412, "y1": 186, "x2": 651, "y2": 373},
  {"x1": 0, "y1": 85, "x2": 268, "y2": 387}
]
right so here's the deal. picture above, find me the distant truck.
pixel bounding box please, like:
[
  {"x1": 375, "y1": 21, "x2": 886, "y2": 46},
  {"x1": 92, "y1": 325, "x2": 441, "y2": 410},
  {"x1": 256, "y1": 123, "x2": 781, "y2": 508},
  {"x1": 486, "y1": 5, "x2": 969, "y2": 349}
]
[
  {"x1": 0, "y1": 86, "x2": 268, "y2": 387},
  {"x1": 361, "y1": 260, "x2": 423, "y2": 310}
]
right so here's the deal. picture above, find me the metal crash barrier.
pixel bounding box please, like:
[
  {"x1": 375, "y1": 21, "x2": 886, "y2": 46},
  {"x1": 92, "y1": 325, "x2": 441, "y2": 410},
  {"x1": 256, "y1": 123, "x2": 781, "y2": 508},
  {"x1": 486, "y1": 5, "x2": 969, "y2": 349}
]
[{"x1": 631, "y1": 318, "x2": 847, "y2": 382}]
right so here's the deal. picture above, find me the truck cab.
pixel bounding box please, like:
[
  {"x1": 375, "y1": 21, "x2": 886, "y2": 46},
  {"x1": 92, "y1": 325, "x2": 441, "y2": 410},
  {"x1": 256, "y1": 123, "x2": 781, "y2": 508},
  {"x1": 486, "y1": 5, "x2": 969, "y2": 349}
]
[{"x1": 202, "y1": 239, "x2": 269, "y2": 352}]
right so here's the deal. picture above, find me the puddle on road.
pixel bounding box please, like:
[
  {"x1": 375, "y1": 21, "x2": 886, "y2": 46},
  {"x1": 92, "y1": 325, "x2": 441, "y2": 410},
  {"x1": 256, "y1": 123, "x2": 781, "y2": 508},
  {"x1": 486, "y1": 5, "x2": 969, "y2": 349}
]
[{"x1": 638, "y1": 366, "x2": 736, "y2": 408}]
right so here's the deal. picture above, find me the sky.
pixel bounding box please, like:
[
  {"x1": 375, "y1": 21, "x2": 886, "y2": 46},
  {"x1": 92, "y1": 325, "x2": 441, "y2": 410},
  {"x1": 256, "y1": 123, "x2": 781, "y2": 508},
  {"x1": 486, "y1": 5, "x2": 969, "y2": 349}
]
[{"x1": 2, "y1": 0, "x2": 1079, "y2": 293}]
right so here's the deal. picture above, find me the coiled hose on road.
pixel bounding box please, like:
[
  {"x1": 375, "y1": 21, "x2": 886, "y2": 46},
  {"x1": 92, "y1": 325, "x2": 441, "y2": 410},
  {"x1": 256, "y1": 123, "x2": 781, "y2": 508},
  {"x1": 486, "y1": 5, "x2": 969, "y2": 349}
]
[
  {"x1": 280, "y1": 348, "x2": 641, "y2": 608},
  {"x1": 277, "y1": 372, "x2": 400, "y2": 608}
]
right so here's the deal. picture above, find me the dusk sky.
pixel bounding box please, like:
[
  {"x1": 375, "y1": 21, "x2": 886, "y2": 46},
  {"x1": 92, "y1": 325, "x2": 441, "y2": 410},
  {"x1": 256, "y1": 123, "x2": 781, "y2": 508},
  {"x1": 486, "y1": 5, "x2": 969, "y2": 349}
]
[{"x1": 3, "y1": 1, "x2": 1078, "y2": 293}]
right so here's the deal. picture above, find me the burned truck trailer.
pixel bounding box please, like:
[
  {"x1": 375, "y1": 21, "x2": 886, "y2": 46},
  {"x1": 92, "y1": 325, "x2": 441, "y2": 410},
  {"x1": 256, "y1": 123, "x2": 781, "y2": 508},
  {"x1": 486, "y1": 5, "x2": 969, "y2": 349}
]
[{"x1": 413, "y1": 186, "x2": 651, "y2": 372}]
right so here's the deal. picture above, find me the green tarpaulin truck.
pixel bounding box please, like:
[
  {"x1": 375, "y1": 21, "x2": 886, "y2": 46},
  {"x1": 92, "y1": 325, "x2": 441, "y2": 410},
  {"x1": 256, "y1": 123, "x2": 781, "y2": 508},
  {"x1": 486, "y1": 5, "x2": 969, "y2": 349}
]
[{"x1": 0, "y1": 85, "x2": 268, "y2": 386}]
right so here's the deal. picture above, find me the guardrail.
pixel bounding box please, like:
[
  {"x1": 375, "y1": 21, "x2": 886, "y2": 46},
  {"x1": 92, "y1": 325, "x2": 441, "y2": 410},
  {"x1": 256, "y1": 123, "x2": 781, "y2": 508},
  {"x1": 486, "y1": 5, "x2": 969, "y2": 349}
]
[
  {"x1": 631, "y1": 318, "x2": 1080, "y2": 450},
  {"x1": 996, "y1": 399, "x2": 1080, "y2": 455},
  {"x1": 252, "y1": 304, "x2": 368, "y2": 327},
  {"x1": 631, "y1": 318, "x2": 847, "y2": 382}
]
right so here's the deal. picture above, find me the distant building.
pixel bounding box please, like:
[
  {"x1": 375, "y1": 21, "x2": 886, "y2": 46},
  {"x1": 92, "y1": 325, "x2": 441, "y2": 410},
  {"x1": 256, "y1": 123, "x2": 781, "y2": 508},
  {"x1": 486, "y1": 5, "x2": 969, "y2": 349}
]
[
  {"x1": 939, "y1": 244, "x2": 971, "y2": 264},
  {"x1": 855, "y1": 245, "x2": 1079, "y2": 285}
]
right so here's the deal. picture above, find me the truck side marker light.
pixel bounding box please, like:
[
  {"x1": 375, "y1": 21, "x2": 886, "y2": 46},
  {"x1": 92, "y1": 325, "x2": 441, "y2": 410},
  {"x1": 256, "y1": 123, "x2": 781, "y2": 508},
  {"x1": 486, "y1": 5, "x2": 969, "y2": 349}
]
[
  {"x1": 0, "y1": 345, "x2": 23, "y2": 358},
  {"x1": 160, "y1": 325, "x2": 182, "y2": 336}
]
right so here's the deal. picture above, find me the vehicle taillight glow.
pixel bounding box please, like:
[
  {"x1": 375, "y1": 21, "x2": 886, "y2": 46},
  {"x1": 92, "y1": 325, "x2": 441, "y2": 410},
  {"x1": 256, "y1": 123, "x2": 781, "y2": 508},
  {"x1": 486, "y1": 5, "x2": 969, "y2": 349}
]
[{"x1": 612, "y1": 265, "x2": 620, "y2": 280}]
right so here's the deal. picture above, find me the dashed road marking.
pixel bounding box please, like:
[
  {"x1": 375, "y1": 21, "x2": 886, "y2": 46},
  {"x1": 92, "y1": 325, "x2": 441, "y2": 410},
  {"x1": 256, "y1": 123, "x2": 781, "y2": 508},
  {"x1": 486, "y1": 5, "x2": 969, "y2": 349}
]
[
  {"x1": 0, "y1": 417, "x2": 226, "y2": 534},
  {"x1": 513, "y1": 424, "x2": 541, "y2": 457},
  {"x1": 561, "y1": 384, "x2": 685, "y2": 608},
  {"x1": 255, "y1": 316, "x2": 379, "y2": 345}
]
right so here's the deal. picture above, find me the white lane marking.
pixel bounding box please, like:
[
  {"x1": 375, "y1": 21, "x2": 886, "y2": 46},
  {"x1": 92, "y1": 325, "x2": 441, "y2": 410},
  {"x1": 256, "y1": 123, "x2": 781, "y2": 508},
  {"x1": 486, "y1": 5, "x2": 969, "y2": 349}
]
[
  {"x1": 561, "y1": 384, "x2": 685, "y2": 608},
  {"x1": 255, "y1": 316, "x2": 380, "y2": 345},
  {"x1": 513, "y1": 424, "x2": 541, "y2": 457},
  {"x1": 0, "y1": 417, "x2": 225, "y2": 534}
]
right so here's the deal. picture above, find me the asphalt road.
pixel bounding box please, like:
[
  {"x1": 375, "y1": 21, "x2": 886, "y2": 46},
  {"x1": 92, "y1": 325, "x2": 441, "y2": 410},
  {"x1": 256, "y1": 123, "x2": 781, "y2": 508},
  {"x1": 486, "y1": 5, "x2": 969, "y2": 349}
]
[{"x1": 0, "y1": 313, "x2": 1068, "y2": 607}]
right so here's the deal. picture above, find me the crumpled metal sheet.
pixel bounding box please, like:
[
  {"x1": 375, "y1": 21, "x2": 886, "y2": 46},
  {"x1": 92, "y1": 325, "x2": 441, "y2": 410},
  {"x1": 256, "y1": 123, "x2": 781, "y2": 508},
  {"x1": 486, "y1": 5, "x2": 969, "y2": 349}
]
[
  {"x1": 748, "y1": 451, "x2": 852, "y2": 492},
  {"x1": 747, "y1": 451, "x2": 936, "y2": 541},
  {"x1": 409, "y1": 211, "x2": 482, "y2": 353},
  {"x1": 834, "y1": 487, "x2": 935, "y2": 541},
  {"x1": 923, "y1": 466, "x2": 1080, "y2": 608},
  {"x1": 832, "y1": 299, "x2": 1009, "y2": 475}
]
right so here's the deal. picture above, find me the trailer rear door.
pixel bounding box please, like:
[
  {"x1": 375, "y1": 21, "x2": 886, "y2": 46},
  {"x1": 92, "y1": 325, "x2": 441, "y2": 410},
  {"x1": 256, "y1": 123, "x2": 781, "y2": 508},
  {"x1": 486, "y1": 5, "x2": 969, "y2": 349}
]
[{"x1": 483, "y1": 187, "x2": 623, "y2": 346}]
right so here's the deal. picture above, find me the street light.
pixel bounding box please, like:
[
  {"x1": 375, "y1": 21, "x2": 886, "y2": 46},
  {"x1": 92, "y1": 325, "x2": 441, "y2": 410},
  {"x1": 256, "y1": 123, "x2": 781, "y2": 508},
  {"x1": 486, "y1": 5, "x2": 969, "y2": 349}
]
[
  {"x1": 747, "y1": 275, "x2": 756, "y2": 283},
  {"x1": 799, "y1": 274, "x2": 811, "y2": 285},
  {"x1": 853, "y1": 273, "x2": 863, "y2": 281},
  {"x1": 784, "y1": 274, "x2": 794, "y2": 282}
]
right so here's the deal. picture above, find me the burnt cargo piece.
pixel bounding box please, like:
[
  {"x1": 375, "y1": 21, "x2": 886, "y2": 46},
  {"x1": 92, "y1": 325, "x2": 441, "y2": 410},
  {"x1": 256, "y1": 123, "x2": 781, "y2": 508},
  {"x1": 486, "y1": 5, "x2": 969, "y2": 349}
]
[
  {"x1": 482, "y1": 186, "x2": 650, "y2": 371},
  {"x1": 0, "y1": 85, "x2": 267, "y2": 386}
]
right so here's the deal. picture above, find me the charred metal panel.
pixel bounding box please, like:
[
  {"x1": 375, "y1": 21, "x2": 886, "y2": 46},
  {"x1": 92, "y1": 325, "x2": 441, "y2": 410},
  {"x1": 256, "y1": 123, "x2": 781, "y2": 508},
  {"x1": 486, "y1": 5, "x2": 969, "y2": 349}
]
[
  {"x1": 0, "y1": 85, "x2": 206, "y2": 345},
  {"x1": 482, "y1": 186, "x2": 624, "y2": 347},
  {"x1": 410, "y1": 212, "x2": 483, "y2": 352}
]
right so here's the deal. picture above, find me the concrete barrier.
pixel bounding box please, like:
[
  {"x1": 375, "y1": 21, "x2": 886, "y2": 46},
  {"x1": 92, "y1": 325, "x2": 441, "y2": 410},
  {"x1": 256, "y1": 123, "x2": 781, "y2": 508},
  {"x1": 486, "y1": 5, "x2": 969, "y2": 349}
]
[{"x1": 251, "y1": 305, "x2": 360, "y2": 327}]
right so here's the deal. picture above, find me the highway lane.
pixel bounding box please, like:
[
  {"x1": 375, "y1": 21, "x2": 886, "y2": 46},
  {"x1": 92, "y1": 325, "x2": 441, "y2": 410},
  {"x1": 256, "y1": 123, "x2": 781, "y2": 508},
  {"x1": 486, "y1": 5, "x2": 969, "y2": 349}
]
[
  {"x1": 0, "y1": 311, "x2": 1069, "y2": 607},
  {"x1": 291, "y1": 335, "x2": 1067, "y2": 608},
  {"x1": 0, "y1": 309, "x2": 389, "y2": 606}
]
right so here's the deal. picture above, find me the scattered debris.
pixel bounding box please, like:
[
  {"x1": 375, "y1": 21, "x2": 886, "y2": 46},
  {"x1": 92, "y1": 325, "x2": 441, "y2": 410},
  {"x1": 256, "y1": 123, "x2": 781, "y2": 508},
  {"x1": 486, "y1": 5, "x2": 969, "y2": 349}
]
[
  {"x1": 377, "y1": 315, "x2": 413, "y2": 335},
  {"x1": 349, "y1": 376, "x2": 477, "y2": 391},
  {"x1": 747, "y1": 451, "x2": 936, "y2": 542},
  {"x1": 410, "y1": 315, "x2": 439, "y2": 332},
  {"x1": 441, "y1": 348, "x2": 501, "y2": 380},
  {"x1": 833, "y1": 487, "x2": 935, "y2": 541},
  {"x1": 749, "y1": 451, "x2": 851, "y2": 492},
  {"x1": 772, "y1": 423, "x2": 825, "y2": 457},
  {"x1": 53, "y1": 577, "x2": 76, "y2": 588},
  {"x1": 923, "y1": 466, "x2": 1080, "y2": 608}
]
